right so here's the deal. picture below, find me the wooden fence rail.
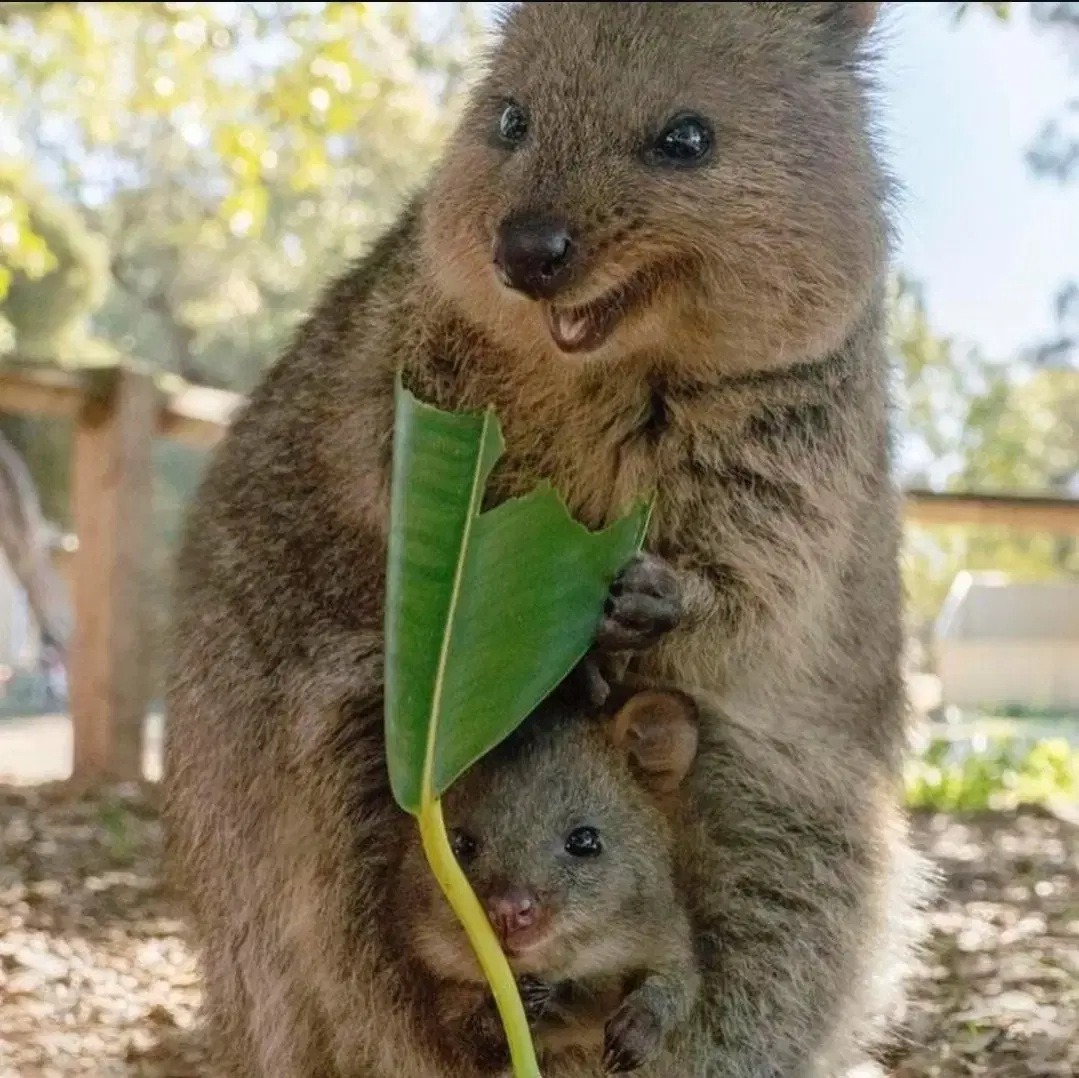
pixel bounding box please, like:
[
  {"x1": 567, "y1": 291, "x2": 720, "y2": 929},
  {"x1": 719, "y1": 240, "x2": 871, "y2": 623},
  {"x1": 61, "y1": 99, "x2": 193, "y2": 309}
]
[{"x1": 2, "y1": 363, "x2": 1079, "y2": 783}]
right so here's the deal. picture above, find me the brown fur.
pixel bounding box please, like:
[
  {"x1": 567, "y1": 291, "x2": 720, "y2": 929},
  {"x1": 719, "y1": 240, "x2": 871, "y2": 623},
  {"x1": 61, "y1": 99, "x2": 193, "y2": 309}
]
[
  {"x1": 400, "y1": 690, "x2": 700, "y2": 1075},
  {"x1": 164, "y1": 4, "x2": 933, "y2": 1078}
]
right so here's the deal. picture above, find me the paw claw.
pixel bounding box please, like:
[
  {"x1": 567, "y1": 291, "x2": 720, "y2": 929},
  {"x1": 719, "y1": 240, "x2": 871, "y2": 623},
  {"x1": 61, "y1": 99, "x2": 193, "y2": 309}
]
[
  {"x1": 603, "y1": 999, "x2": 662, "y2": 1073},
  {"x1": 564, "y1": 654, "x2": 613, "y2": 709}
]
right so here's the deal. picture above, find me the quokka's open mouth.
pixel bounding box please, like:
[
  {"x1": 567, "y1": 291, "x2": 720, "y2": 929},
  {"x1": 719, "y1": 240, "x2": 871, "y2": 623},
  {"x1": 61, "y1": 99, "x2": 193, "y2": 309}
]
[{"x1": 542, "y1": 271, "x2": 654, "y2": 355}]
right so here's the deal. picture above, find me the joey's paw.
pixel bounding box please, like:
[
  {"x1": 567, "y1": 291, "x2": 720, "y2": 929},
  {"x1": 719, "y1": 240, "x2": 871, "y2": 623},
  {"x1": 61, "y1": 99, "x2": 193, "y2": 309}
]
[
  {"x1": 602, "y1": 998, "x2": 663, "y2": 1073},
  {"x1": 517, "y1": 975, "x2": 554, "y2": 1022},
  {"x1": 596, "y1": 554, "x2": 683, "y2": 654},
  {"x1": 565, "y1": 652, "x2": 616, "y2": 709}
]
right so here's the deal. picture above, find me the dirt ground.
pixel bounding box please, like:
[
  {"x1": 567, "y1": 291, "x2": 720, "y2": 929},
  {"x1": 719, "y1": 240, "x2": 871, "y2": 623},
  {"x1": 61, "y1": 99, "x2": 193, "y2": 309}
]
[{"x1": 1, "y1": 783, "x2": 1077, "y2": 1078}]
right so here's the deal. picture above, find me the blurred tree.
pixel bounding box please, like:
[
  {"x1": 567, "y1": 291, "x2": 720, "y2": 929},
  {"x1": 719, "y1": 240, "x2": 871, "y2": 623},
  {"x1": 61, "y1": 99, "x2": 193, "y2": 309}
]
[
  {"x1": 887, "y1": 2, "x2": 1079, "y2": 658},
  {"x1": 892, "y1": 276, "x2": 1079, "y2": 649},
  {"x1": 0, "y1": 429, "x2": 73, "y2": 657},
  {"x1": 1, "y1": 1, "x2": 483, "y2": 391},
  {"x1": 0, "y1": 179, "x2": 114, "y2": 363},
  {"x1": 0, "y1": 178, "x2": 113, "y2": 659},
  {"x1": 0, "y1": 1, "x2": 483, "y2": 687},
  {"x1": 0, "y1": 176, "x2": 113, "y2": 527}
]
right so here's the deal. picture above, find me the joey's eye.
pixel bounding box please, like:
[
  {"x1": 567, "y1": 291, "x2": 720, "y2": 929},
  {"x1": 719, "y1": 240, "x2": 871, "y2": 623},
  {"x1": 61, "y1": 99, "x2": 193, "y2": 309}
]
[
  {"x1": 497, "y1": 100, "x2": 529, "y2": 146},
  {"x1": 651, "y1": 114, "x2": 713, "y2": 167},
  {"x1": 450, "y1": 829, "x2": 478, "y2": 864},
  {"x1": 564, "y1": 826, "x2": 603, "y2": 858}
]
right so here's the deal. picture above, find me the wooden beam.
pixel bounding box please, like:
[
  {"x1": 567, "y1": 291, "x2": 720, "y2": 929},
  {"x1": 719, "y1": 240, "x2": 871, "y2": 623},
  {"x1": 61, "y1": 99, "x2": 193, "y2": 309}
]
[
  {"x1": 0, "y1": 365, "x2": 245, "y2": 451},
  {"x1": 5, "y1": 367, "x2": 1079, "y2": 540},
  {"x1": 68, "y1": 367, "x2": 157, "y2": 783},
  {"x1": 156, "y1": 382, "x2": 245, "y2": 449},
  {"x1": 904, "y1": 489, "x2": 1079, "y2": 536},
  {"x1": 0, "y1": 366, "x2": 86, "y2": 420}
]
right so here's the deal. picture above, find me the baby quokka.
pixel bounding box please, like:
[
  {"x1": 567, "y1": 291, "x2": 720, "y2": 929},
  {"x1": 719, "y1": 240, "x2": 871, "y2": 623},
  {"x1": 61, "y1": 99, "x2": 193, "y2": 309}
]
[{"x1": 399, "y1": 689, "x2": 702, "y2": 1075}]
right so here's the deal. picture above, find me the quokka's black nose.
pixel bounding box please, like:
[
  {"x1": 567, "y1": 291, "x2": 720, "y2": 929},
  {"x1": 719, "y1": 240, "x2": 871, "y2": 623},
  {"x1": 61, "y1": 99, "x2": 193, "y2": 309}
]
[{"x1": 493, "y1": 214, "x2": 574, "y2": 300}]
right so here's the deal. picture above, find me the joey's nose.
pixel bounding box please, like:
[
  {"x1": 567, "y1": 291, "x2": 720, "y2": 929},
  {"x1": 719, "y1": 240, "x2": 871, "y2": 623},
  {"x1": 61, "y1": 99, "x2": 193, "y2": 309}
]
[
  {"x1": 486, "y1": 887, "x2": 540, "y2": 945},
  {"x1": 493, "y1": 215, "x2": 574, "y2": 300}
]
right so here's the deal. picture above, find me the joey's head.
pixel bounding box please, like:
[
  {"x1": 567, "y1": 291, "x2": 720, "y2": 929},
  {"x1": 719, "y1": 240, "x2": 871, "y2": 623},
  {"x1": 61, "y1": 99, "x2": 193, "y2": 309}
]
[
  {"x1": 398, "y1": 690, "x2": 699, "y2": 984},
  {"x1": 422, "y1": 2, "x2": 890, "y2": 374}
]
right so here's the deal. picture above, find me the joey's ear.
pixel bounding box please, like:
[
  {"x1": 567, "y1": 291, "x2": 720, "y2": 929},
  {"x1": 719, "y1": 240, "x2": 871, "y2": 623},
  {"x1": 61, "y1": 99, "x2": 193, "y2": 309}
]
[{"x1": 609, "y1": 690, "x2": 699, "y2": 794}]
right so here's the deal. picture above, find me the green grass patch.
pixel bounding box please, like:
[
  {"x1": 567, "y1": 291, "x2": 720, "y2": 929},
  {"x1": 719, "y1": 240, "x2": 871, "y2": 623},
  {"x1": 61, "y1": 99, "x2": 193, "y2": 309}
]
[{"x1": 905, "y1": 735, "x2": 1079, "y2": 813}]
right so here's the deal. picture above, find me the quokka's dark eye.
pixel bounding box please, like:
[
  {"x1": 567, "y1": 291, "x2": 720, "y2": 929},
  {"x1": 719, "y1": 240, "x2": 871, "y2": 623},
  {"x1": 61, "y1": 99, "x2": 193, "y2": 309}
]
[
  {"x1": 564, "y1": 826, "x2": 603, "y2": 858},
  {"x1": 450, "y1": 829, "x2": 478, "y2": 864},
  {"x1": 650, "y1": 114, "x2": 714, "y2": 167},
  {"x1": 497, "y1": 100, "x2": 529, "y2": 146}
]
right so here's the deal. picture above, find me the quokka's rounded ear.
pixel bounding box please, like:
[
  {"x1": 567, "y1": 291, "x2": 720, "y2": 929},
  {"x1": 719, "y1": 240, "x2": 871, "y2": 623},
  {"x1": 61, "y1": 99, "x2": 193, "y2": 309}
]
[
  {"x1": 765, "y1": 3, "x2": 883, "y2": 45},
  {"x1": 836, "y1": 2, "x2": 882, "y2": 32},
  {"x1": 788, "y1": 2, "x2": 885, "y2": 68},
  {"x1": 803, "y1": 2, "x2": 882, "y2": 33},
  {"x1": 609, "y1": 690, "x2": 699, "y2": 794}
]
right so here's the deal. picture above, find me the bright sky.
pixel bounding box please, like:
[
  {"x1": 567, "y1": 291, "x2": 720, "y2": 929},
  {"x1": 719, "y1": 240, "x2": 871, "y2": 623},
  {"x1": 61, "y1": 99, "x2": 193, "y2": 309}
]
[
  {"x1": 882, "y1": 2, "x2": 1077, "y2": 359},
  {"x1": 473, "y1": 2, "x2": 1078, "y2": 361}
]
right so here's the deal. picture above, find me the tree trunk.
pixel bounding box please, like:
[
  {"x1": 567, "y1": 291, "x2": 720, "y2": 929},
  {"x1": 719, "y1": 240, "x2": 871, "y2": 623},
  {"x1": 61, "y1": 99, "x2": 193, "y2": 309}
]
[{"x1": 0, "y1": 427, "x2": 73, "y2": 658}]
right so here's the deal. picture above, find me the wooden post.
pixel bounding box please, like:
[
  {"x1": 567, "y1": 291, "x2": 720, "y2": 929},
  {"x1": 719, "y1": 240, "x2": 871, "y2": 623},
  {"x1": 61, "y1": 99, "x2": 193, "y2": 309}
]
[{"x1": 69, "y1": 367, "x2": 157, "y2": 783}]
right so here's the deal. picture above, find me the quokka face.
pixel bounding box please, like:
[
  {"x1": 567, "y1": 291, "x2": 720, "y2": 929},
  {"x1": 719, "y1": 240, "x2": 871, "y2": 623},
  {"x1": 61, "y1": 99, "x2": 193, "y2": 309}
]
[{"x1": 422, "y1": 2, "x2": 889, "y2": 376}]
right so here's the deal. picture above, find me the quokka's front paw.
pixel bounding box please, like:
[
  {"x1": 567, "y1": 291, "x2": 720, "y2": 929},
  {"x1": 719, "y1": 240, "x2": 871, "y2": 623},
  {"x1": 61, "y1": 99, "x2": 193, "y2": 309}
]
[
  {"x1": 595, "y1": 553, "x2": 683, "y2": 654},
  {"x1": 602, "y1": 995, "x2": 664, "y2": 1074}
]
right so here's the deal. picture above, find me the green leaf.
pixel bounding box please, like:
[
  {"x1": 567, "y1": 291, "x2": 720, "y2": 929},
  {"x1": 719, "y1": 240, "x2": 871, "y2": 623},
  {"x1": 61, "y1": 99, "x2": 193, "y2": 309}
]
[
  {"x1": 384, "y1": 378, "x2": 650, "y2": 814},
  {"x1": 383, "y1": 378, "x2": 650, "y2": 1078}
]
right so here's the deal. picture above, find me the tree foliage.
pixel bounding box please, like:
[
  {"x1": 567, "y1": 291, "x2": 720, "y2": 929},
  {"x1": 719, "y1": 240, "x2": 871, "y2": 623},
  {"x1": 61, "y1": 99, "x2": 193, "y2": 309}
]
[
  {"x1": 893, "y1": 273, "x2": 1079, "y2": 641},
  {"x1": 893, "y1": 4, "x2": 1079, "y2": 651},
  {"x1": 0, "y1": 1, "x2": 483, "y2": 685},
  {"x1": 1, "y1": 1, "x2": 482, "y2": 390}
]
